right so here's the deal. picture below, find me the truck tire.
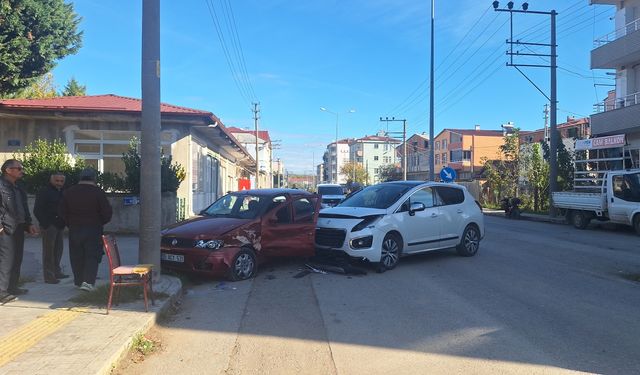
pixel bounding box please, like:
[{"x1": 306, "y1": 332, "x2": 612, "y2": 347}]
[
  {"x1": 634, "y1": 215, "x2": 640, "y2": 236},
  {"x1": 572, "y1": 210, "x2": 590, "y2": 230}
]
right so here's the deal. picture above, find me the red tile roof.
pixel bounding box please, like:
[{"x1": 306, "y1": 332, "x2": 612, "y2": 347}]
[
  {"x1": 443, "y1": 129, "x2": 504, "y2": 136},
  {"x1": 0, "y1": 94, "x2": 211, "y2": 115},
  {"x1": 227, "y1": 126, "x2": 272, "y2": 142}
]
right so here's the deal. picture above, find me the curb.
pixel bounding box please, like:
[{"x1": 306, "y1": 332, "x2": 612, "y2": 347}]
[
  {"x1": 97, "y1": 275, "x2": 183, "y2": 375},
  {"x1": 483, "y1": 210, "x2": 567, "y2": 225}
]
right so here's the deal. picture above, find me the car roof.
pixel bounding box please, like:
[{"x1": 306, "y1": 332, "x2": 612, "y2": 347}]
[
  {"x1": 377, "y1": 180, "x2": 467, "y2": 190},
  {"x1": 231, "y1": 188, "x2": 312, "y2": 197}
]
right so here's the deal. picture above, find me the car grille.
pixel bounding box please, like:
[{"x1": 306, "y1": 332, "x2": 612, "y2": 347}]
[
  {"x1": 315, "y1": 228, "x2": 346, "y2": 248},
  {"x1": 161, "y1": 237, "x2": 194, "y2": 248}
]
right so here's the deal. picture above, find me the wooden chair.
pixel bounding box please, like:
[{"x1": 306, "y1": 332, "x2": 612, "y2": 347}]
[{"x1": 101, "y1": 234, "x2": 155, "y2": 314}]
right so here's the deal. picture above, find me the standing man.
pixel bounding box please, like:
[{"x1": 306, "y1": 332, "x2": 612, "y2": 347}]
[
  {"x1": 0, "y1": 159, "x2": 38, "y2": 304},
  {"x1": 60, "y1": 168, "x2": 112, "y2": 292},
  {"x1": 34, "y1": 172, "x2": 68, "y2": 284}
]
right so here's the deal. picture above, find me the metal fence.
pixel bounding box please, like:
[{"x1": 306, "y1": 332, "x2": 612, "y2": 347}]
[{"x1": 176, "y1": 197, "x2": 186, "y2": 222}]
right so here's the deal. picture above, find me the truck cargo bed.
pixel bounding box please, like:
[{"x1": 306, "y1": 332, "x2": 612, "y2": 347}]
[{"x1": 552, "y1": 191, "x2": 606, "y2": 211}]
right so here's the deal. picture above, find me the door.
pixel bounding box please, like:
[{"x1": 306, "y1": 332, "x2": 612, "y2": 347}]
[
  {"x1": 434, "y1": 186, "x2": 467, "y2": 247},
  {"x1": 609, "y1": 173, "x2": 640, "y2": 224},
  {"x1": 395, "y1": 187, "x2": 441, "y2": 253},
  {"x1": 261, "y1": 195, "x2": 318, "y2": 257}
]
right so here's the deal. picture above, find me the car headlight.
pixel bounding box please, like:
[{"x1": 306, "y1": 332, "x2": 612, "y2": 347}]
[
  {"x1": 350, "y1": 236, "x2": 373, "y2": 249},
  {"x1": 351, "y1": 215, "x2": 383, "y2": 232},
  {"x1": 194, "y1": 239, "x2": 224, "y2": 249}
]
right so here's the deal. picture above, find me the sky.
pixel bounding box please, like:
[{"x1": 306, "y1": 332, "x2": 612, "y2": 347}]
[{"x1": 53, "y1": 0, "x2": 616, "y2": 174}]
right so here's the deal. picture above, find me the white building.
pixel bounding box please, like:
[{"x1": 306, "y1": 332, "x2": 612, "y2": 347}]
[
  {"x1": 322, "y1": 139, "x2": 352, "y2": 184},
  {"x1": 350, "y1": 131, "x2": 401, "y2": 184},
  {"x1": 228, "y1": 127, "x2": 273, "y2": 188},
  {"x1": 591, "y1": 0, "x2": 640, "y2": 167}
]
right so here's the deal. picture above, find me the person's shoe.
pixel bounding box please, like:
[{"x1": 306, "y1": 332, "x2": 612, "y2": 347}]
[
  {"x1": 45, "y1": 279, "x2": 60, "y2": 284},
  {"x1": 79, "y1": 282, "x2": 95, "y2": 292},
  {"x1": 55, "y1": 274, "x2": 70, "y2": 279},
  {"x1": 9, "y1": 288, "x2": 28, "y2": 295},
  {"x1": 0, "y1": 293, "x2": 17, "y2": 304}
]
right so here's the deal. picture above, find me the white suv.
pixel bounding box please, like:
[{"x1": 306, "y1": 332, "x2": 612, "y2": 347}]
[
  {"x1": 317, "y1": 183, "x2": 346, "y2": 208},
  {"x1": 315, "y1": 181, "x2": 484, "y2": 271}
]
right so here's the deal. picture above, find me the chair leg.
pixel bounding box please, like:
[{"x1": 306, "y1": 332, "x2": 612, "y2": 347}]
[
  {"x1": 114, "y1": 285, "x2": 121, "y2": 306},
  {"x1": 107, "y1": 283, "x2": 114, "y2": 315},
  {"x1": 148, "y1": 273, "x2": 155, "y2": 306},
  {"x1": 142, "y1": 276, "x2": 149, "y2": 312}
]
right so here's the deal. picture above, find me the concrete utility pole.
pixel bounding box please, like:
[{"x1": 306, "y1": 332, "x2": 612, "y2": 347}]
[
  {"x1": 493, "y1": 1, "x2": 558, "y2": 217},
  {"x1": 139, "y1": 0, "x2": 161, "y2": 279},
  {"x1": 429, "y1": 0, "x2": 435, "y2": 182},
  {"x1": 252, "y1": 102, "x2": 260, "y2": 189},
  {"x1": 543, "y1": 103, "x2": 549, "y2": 141},
  {"x1": 379, "y1": 117, "x2": 408, "y2": 180}
]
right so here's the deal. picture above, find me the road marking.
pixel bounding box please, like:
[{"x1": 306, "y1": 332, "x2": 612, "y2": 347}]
[{"x1": 0, "y1": 308, "x2": 83, "y2": 367}]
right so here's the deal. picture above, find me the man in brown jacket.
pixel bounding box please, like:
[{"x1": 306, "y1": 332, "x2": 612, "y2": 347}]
[{"x1": 60, "y1": 168, "x2": 112, "y2": 291}]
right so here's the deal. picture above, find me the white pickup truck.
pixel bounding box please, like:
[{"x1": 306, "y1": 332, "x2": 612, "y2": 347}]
[{"x1": 552, "y1": 169, "x2": 640, "y2": 235}]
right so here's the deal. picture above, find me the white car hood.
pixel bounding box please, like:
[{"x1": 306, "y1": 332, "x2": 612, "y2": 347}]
[
  {"x1": 319, "y1": 206, "x2": 387, "y2": 218},
  {"x1": 321, "y1": 194, "x2": 345, "y2": 200}
]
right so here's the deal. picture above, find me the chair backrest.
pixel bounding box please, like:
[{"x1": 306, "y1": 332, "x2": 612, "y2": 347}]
[{"x1": 102, "y1": 234, "x2": 122, "y2": 272}]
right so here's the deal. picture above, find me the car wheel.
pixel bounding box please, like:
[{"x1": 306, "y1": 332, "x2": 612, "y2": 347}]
[
  {"x1": 572, "y1": 210, "x2": 590, "y2": 230},
  {"x1": 228, "y1": 248, "x2": 256, "y2": 281},
  {"x1": 456, "y1": 225, "x2": 480, "y2": 257},
  {"x1": 379, "y1": 233, "x2": 402, "y2": 271}
]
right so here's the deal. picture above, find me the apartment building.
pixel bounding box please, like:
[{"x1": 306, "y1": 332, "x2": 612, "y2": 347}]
[
  {"x1": 350, "y1": 131, "x2": 401, "y2": 184},
  {"x1": 322, "y1": 139, "x2": 352, "y2": 184},
  {"x1": 520, "y1": 117, "x2": 591, "y2": 152},
  {"x1": 433, "y1": 127, "x2": 504, "y2": 181},
  {"x1": 227, "y1": 127, "x2": 273, "y2": 188},
  {"x1": 590, "y1": 0, "x2": 640, "y2": 168},
  {"x1": 397, "y1": 133, "x2": 430, "y2": 180}
]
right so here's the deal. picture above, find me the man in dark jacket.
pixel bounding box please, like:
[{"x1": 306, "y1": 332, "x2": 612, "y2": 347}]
[
  {"x1": 0, "y1": 159, "x2": 38, "y2": 304},
  {"x1": 34, "y1": 172, "x2": 68, "y2": 284},
  {"x1": 59, "y1": 168, "x2": 112, "y2": 292}
]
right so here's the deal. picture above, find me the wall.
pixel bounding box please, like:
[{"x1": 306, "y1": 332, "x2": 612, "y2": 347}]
[{"x1": 26, "y1": 192, "x2": 177, "y2": 234}]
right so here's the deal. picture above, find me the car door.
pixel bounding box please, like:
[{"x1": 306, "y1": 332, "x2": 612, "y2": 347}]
[
  {"x1": 609, "y1": 173, "x2": 640, "y2": 224},
  {"x1": 261, "y1": 195, "x2": 319, "y2": 257},
  {"x1": 395, "y1": 187, "x2": 441, "y2": 253},
  {"x1": 434, "y1": 186, "x2": 466, "y2": 248}
]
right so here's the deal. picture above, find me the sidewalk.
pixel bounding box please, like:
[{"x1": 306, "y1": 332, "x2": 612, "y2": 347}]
[
  {"x1": 483, "y1": 208, "x2": 567, "y2": 224},
  {"x1": 0, "y1": 235, "x2": 182, "y2": 375}
]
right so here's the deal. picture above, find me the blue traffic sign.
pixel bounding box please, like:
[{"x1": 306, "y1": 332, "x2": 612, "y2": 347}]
[{"x1": 440, "y1": 167, "x2": 457, "y2": 182}]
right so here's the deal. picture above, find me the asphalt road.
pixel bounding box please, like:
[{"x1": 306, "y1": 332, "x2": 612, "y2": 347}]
[{"x1": 118, "y1": 215, "x2": 640, "y2": 374}]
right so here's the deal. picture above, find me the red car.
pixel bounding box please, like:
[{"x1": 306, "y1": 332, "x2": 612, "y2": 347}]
[{"x1": 161, "y1": 189, "x2": 320, "y2": 281}]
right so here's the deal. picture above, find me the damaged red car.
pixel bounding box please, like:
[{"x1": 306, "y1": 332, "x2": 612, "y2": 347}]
[{"x1": 161, "y1": 189, "x2": 320, "y2": 281}]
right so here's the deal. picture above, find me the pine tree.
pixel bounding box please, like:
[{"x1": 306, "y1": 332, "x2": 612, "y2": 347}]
[{"x1": 61, "y1": 77, "x2": 87, "y2": 96}]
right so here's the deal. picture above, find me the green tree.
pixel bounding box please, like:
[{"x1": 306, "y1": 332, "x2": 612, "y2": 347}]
[
  {"x1": 541, "y1": 131, "x2": 575, "y2": 191},
  {"x1": 524, "y1": 143, "x2": 549, "y2": 211},
  {"x1": 13, "y1": 138, "x2": 85, "y2": 194},
  {"x1": 121, "y1": 138, "x2": 185, "y2": 194},
  {"x1": 8, "y1": 72, "x2": 58, "y2": 99},
  {"x1": 378, "y1": 164, "x2": 403, "y2": 182},
  {"x1": 61, "y1": 77, "x2": 86, "y2": 96},
  {"x1": 480, "y1": 128, "x2": 521, "y2": 203},
  {"x1": 0, "y1": 0, "x2": 82, "y2": 97},
  {"x1": 340, "y1": 162, "x2": 368, "y2": 185}
]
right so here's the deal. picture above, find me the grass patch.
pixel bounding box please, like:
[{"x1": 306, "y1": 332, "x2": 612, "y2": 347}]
[
  {"x1": 131, "y1": 333, "x2": 157, "y2": 356},
  {"x1": 69, "y1": 284, "x2": 169, "y2": 306}
]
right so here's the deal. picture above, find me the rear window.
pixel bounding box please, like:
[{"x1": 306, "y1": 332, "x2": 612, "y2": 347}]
[
  {"x1": 435, "y1": 186, "x2": 465, "y2": 205},
  {"x1": 318, "y1": 186, "x2": 344, "y2": 195}
]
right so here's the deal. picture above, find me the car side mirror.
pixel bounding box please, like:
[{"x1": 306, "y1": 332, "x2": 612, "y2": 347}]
[{"x1": 409, "y1": 202, "x2": 426, "y2": 216}]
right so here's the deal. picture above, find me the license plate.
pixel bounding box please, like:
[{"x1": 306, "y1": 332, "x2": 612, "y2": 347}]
[{"x1": 161, "y1": 253, "x2": 184, "y2": 263}]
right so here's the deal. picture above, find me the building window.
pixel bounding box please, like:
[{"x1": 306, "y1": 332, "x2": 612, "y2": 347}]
[
  {"x1": 374, "y1": 156, "x2": 379, "y2": 161},
  {"x1": 435, "y1": 154, "x2": 440, "y2": 164},
  {"x1": 442, "y1": 153, "x2": 447, "y2": 164},
  {"x1": 435, "y1": 141, "x2": 440, "y2": 150},
  {"x1": 442, "y1": 139, "x2": 447, "y2": 149},
  {"x1": 424, "y1": 140, "x2": 429, "y2": 148},
  {"x1": 374, "y1": 144, "x2": 379, "y2": 149},
  {"x1": 463, "y1": 151, "x2": 472, "y2": 160},
  {"x1": 374, "y1": 168, "x2": 379, "y2": 174}
]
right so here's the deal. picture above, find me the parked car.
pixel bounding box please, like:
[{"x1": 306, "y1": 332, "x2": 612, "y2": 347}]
[
  {"x1": 317, "y1": 183, "x2": 346, "y2": 208},
  {"x1": 315, "y1": 181, "x2": 484, "y2": 271},
  {"x1": 161, "y1": 189, "x2": 320, "y2": 281}
]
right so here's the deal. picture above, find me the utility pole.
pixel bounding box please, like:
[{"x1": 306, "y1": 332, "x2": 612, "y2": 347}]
[
  {"x1": 380, "y1": 117, "x2": 408, "y2": 181},
  {"x1": 252, "y1": 102, "x2": 260, "y2": 189},
  {"x1": 543, "y1": 103, "x2": 549, "y2": 142},
  {"x1": 493, "y1": 1, "x2": 558, "y2": 217},
  {"x1": 140, "y1": 0, "x2": 161, "y2": 280},
  {"x1": 429, "y1": 0, "x2": 435, "y2": 182},
  {"x1": 270, "y1": 140, "x2": 281, "y2": 188}
]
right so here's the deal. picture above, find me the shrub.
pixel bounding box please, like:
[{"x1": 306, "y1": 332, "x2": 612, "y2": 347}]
[
  {"x1": 121, "y1": 138, "x2": 185, "y2": 194},
  {"x1": 13, "y1": 139, "x2": 86, "y2": 194}
]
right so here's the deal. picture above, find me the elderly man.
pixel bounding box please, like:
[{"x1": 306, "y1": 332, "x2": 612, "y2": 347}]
[
  {"x1": 34, "y1": 172, "x2": 68, "y2": 284},
  {"x1": 0, "y1": 159, "x2": 38, "y2": 304}
]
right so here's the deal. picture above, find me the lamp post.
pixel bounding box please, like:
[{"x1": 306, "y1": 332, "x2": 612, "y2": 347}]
[{"x1": 320, "y1": 107, "x2": 355, "y2": 184}]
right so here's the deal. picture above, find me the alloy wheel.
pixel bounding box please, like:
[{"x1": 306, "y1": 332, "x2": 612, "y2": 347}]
[
  {"x1": 381, "y1": 237, "x2": 400, "y2": 268},
  {"x1": 234, "y1": 253, "x2": 254, "y2": 279},
  {"x1": 463, "y1": 227, "x2": 479, "y2": 254}
]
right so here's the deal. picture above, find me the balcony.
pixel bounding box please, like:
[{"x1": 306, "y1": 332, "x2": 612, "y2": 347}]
[
  {"x1": 592, "y1": 17, "x2": 640, "y2": 69},
  {"x1": 591, "y1": 91, "x2": 640, "y2": 135}
]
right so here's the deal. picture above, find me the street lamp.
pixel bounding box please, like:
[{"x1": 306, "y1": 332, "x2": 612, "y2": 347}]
[{"x1": 320, "y1": 107, "x2": 355, "y2": 184}]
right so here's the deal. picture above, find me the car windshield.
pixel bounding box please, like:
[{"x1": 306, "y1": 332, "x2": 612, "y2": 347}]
[
  {"x1": 202, "y1": 194, "x2": 264, "y2": 219},
  {"x1": 339, "y1": 184, "x2": 413, "y2": 209},
  {"x1": 318, "y1": 186, "x2": 344, "y2": 196}
]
